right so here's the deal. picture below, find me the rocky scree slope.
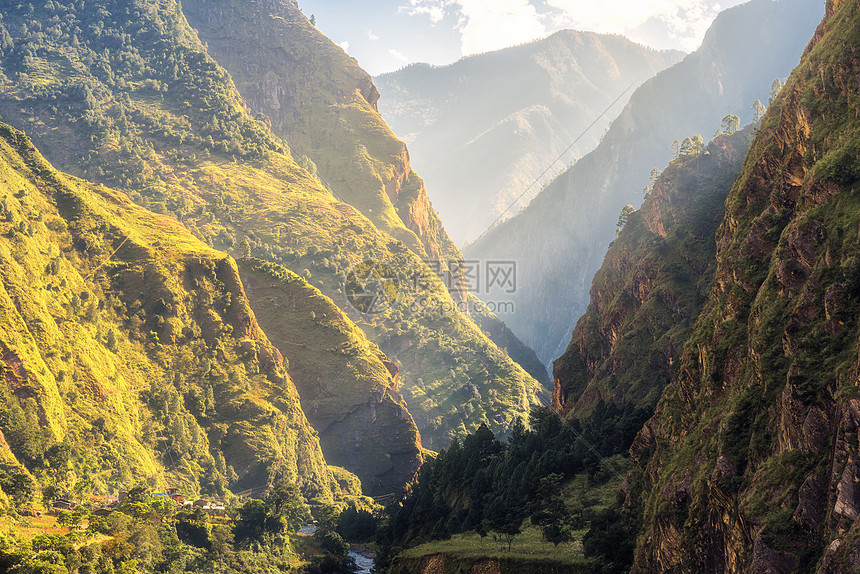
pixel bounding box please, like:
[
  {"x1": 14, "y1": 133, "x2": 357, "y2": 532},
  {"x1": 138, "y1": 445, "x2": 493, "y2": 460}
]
[{"x1": 627, "y1": 0, "x2": 860, "y2": 570}]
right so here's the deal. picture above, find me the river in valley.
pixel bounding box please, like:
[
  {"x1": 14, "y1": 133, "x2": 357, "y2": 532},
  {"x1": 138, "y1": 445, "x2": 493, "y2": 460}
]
[{"x1": 298, "y1": 524, "x2": 373, "y2": 572}]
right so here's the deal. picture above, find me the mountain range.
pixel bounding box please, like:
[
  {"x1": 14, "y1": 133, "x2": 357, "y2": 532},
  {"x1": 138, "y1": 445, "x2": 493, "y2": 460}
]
[
  {"x1": 377, "y1": 1, "x2": 860, "y2": 570},
  {"x1": 0, "y1": 0, "x2": 548, "y2": 489},
  {"x1": 374, "y1": 31, "x2": 684, "y2": 244},
  {"x1": 464, "y1": 0, "x2": 825, "y2": 366},
  {"x1": 0, "y1": 0, "x2": 857, "y2": 572}
]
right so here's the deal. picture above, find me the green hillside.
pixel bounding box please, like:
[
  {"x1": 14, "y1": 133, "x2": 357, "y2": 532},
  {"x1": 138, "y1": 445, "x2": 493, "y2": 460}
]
[
  {"x1": 629, "y1": 0, "x2": 860, "y2": 568},
  {"x1": 0, "y1": 0, "x2": 542, "y2": 452},
  {"x1": 237, "y1": 258, "x2": 423, "y2": 496},
  {"x1": 182, "y1": 0, "x2": 460, "y2": 264},
  {"x1": 0, "y1": 121, "x2": 346, "y2": 502}
]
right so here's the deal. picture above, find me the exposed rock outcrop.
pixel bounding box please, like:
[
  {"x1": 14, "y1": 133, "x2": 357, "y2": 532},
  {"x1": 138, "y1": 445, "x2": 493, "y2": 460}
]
[
  {"x1": 552, "y1": 126, "x2": 755, "y2": 418},
  {"x1": 629, "y1": 1, "x2": 860, "y2": 570}
]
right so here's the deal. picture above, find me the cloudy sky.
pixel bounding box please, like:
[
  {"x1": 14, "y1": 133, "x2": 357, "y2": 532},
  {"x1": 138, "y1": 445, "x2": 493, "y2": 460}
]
[{"x1": 298, "y1": 0, "x2": 747, "y2": 75}]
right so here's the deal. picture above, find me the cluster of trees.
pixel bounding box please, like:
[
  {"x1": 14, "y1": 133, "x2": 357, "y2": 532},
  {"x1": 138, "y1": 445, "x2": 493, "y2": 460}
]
[
  {"x1": 0, "y1": 481, "x2": 355, "y2": 574},
  {"x1": 374, "y1": 403, "x2": 651, "y2": 572},
  {"x1": 671, "y1": 133, "x2": 706, "y2": 160},
  {"x1": 710, "y1": 79, "x2": 785, "y2": 142}
]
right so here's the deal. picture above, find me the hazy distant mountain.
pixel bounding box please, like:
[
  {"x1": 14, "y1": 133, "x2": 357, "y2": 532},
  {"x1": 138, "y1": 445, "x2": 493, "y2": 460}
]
[
  {"x1": 375, "y1": 32, "x2": 684, "y2": 244},
  {"x1": 465, "y1": 0, "x2": 825, "y2": 365}
]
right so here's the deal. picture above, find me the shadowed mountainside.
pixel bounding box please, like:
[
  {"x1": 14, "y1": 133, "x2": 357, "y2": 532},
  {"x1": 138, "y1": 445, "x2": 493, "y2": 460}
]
[
  {"x1": 465, "y1": 0, "x2": 824, "y2": 366},
  {"x1": 625, "y1": 1, "x2": 860, "y2": 568},
  {"x1": 552, "y1": 125, "x2": 756, "y2": 420}
]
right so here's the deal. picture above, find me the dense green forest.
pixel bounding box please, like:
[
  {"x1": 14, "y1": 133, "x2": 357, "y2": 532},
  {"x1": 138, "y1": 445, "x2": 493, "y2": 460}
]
[{"x1": 374, "y1": 404, "x2": 650, "y2": 573}]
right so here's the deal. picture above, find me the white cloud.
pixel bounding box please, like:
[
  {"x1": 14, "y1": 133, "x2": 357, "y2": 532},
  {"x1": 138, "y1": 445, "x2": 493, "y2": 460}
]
[
  {"x1": 398, "y1": 0, "x2": 729, "y2": 60},
  {"x1": 451, "y1": 0, "x2": 546, "y2": 55},
  {"x1": 389, "y1": 48, "x2": 410, "y2": 62},
  {"x1": 338, "y1": 40, "x2": 350, "y2": 53},
  {"x1": 368, "y1": 29, "x2": 379, "y2": 41},
  {"x1": 399, "y1": 0, "x2": 448, "y2": 24},
  {"x1": 545, "y1": 0, "x2": 728, "y2": 51}
]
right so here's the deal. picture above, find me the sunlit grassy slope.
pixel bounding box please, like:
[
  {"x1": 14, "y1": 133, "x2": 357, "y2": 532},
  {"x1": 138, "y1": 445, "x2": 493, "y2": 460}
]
[
  {"x1": 182, "y1": 0, "x2": 462, "y2": 264},
  {"x1": 0, "y1": 0, "x2": 542, "y2": 451},
  {"x1": 0, "y1": 122, "x2": 349, "y2": 502}
]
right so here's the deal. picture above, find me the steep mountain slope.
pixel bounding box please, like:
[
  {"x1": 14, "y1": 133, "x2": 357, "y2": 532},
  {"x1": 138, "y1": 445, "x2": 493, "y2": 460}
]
[
  {"x1": 375, "y1": 32, "x2": 683, "y2": 244},
  {"x1": 552, "y1": 126, "x2": 755, "y2": 419},
  {"x1": 179, "y1": 0, "x2": 551, "y2": 387},
  {"x1": 181, "y1": 0, "x2": 460, "y2": 264},
  {"x1": 465, "y1": 0, "x2": 824, "y2": 365},
  {"x1": 628, "y1": 1, "x2": 860, "y2": 569},
  {"x1": 0, "y1": 122, "x2": 344, "y2": 501},
  {"x1": 0, "y1": 0, "x2": 542, "y2": 451},
  {"x1": 468, "y1": 293, "x2": 551, "y2": 386},
  {"x1": 237, "y1": 258, "x2": 422, "y2": 495}
]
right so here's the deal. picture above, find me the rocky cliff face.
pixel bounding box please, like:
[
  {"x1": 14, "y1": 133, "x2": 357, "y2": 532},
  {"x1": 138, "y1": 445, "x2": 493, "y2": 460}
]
[
  {"x1": 629, "y1": 1, "x2": 860, "y2": 570},
  {"x1": 551, "y1": 127, "x2": 755, "y2": 419},
  {"x1": 181, "y1": 0, "x2": 460, "y2": 265},
  {"x1": 0, "y1": 123, "x2": 343, "y2": 499},
  {"x1": 465, "y1": 0, "x2": 824, "y2": 366}
]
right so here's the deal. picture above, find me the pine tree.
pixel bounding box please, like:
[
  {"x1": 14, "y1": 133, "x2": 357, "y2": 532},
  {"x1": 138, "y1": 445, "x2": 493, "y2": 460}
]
[
  {"x1": 721, "y1": 114, "x2": 740, "y2": 135},
  {"x1": 671, "y1": 139, "x2": 681, "y2": 159},
  {"x1": 239, "y1": 237, "x2": 251, "y2": 259},
  {"x1": 616, "y1": 205, "x2": 635, "y2": 237},
  {"x1": 691, "y1": 134, "x2": 705, "y2": 155},
  {"x1": 751, "y1": 99, "x2": 766, "y2": 122},
  {"x1": 644, "y1": 168, "x2": 661, "y2": 199},
  {"x1": 769, "y1": 78, "x2": 785, "y2": 106},
  {"x1": 680, "y1": 137, "x2": 693, "y2": 156}
]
